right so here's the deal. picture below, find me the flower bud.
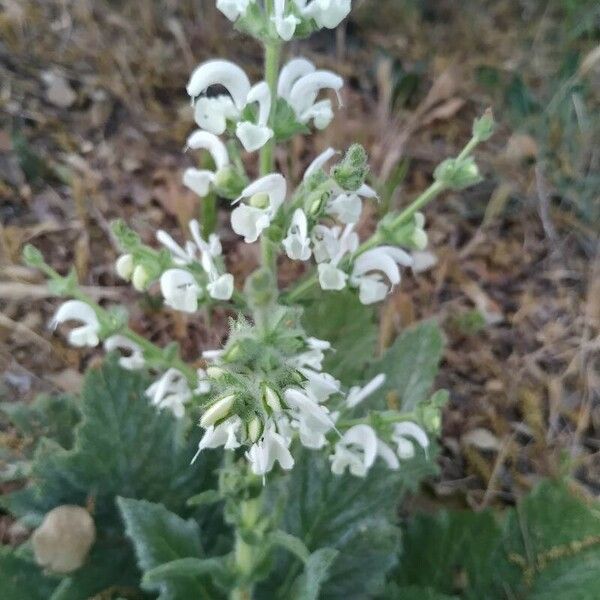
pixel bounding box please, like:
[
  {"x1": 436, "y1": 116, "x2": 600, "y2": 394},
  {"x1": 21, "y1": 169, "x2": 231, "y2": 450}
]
[
  {"x1": 434, "y1": 157, "x2": 482, "y2": 190},
  {"x1": 200, "y1": 394, "x2": 235, "y2": 428},
  {"x1": 246, "y1": 415, "x2": 263, "y2": 444},
  {"x1": 132, "y1": 265, "x2": 150, "y2": 291},
  {"x1": 472, "y1": 109, "x2": 495, "y2": 142},
  {"x1": 32, "y1": 505, "x2": 96, "y2": 574},
  {"x1": 115, "y1": 254, "x2": 134, "y2": 281},
  {"x1": 206, "y1": 366, "x2": 226, "y2": 379},
  {"x1": 249, "y1": 192, "x2": 270, "y2": 209},
  {"x1": 331, "y1": 144, "x2": 369, "y2": 191},
  {"x1": 263, "y1": 385, "x2": 283, "y2": 413},
  {"x1": 23, "y1": 244, "x2": 45, "y2": 268}
]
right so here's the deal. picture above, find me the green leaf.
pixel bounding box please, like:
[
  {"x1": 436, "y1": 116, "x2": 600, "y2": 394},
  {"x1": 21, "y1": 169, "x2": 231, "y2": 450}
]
[
  {"x1": 269, "y1": 530, "x2": 311, "y2": 563},
  {"x1": 273, "y1": 98, "x2": 310, "y2": 141},
  {"x1": 369, "y1": 320, "x2": 444, "y2": 410},
  {"x1": 2, "y1": 357, "x2": 217, "y2": 525},
  {"x1": 263, "y1": 447, "x2": 436, "y2": 600},
  {"x1": 118, "y1": 497, "x2": 220, "y2": 599},
  {"x1": 391, "y1": 480, "x2": 600, "y2": 600},
  {"x1": 143, "y1": 557, "x2": 228, "y2": 588},
  {"x1": 394, "y1": 508, "x2": 516, "y2": 598},
  {"x1": 0, "y1": 547, "x2": 57, "y2": 600},
  {"x1": 303, "y1": 290, "x2": 378, "y2": 384},
  {"x1": 289, "y1": 548, "x2": 339, "y2": 600},
  {"x1": 504, "y1": 481, "x2": 600, "y2": 599},
  {"x1": 381, "y1": 584, "x2": 458, "y2": 600}
]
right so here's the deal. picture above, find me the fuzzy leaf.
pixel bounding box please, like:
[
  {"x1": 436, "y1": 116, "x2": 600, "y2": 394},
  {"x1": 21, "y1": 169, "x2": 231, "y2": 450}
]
[
  {"x1": 262, "y1": 447, "x2": 436, "y2": 600},
  {"x1": 2, "y1": 357, "x2": 217, "y2": 526},
  {"x1": 0, "y1": 548, "x2": 57, "y2": 599},
  {"x1": 392, "y1": 481, "x2": 600, "y2": 599},
  {"x1": 289, "y1": 548, "x2": 339, "y2": 600},
  {"x1": 369, "y1": 320, "x2": 444, "y2": 410},
  {"x1": 273, "y1": 98, "x2": 310, "y2": 141},
  {"x1": 118, "y1": 497, "x2": 222, "y2": 599},
  {"x1": 303, "y1": 290, "x2": 378, "y2": 384}
]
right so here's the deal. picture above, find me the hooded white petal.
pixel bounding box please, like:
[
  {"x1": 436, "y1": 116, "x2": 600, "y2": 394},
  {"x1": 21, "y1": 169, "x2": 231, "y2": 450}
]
[
  {"x1": 50, "y1": 300, "x2": 100, "y2": 348},
  {"x1": 392, "y1": 421, "x2": 430, "y2": 458},
  {"x1": 288, "y1": 70, "x2": 344, "y2": 119},
  {"x1": 185, "y1": 130, "x2": 230, "y2": 170},
  {"x1": 284, "y1": 388, "x2": 335, "y2": 432},
  {"x1": 183, "y1": 168, "x2": 215, "y2": 198},
  {"x1": 330, "y1": 424, "x2": 378, "y2": 477},
  {"x1": 278, "y1": 57, "x2": 316, "y2": 100},
  {"x1": 358, "y1": 275, "x2": 389, "y2": 305},
  {"x1": 282, "y1": 209, "x2": 312, "y2": 261},
  {"x1": 239, "y1": 173, "x2": 287, "y2": 214},
  {"x1": 299, "y1": 368, "x2": 340, "y2": 401},
  {"x1": 346, "y1": 373, "x2": 386, "y2": 408},
  {"x1": 192, "y1": 416, "x2": 242, "y2": 463},
  {"x1": 194, "y1": 95, "x2": 240, "y2": 135},
  {"x1": 303, "y1": 147, "x2": 338, "y2": 180},
  {"x1": 160, "y1": 269, "x2": 200, "y2": 313},
  {"x1": 231, "y1": 204, "x2": 272, "y2": 243},
  {"x1": 187, "y1": 60, "x2": 251, "y2": 111},
  {"x1": 104, "y1": 335, "x2": 145, "y2": 370}
]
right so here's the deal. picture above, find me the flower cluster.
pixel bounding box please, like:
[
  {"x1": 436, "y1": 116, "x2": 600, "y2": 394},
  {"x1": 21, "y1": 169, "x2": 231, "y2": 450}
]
[{"x1": 39, "y1": 0, "x2": 493, "y2": 483}]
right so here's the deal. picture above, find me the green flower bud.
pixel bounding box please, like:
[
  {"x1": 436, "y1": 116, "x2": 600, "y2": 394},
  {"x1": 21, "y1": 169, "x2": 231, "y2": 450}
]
[
  {"x1": 115, "y1": 254, "x2": 134, "y2": 281},
  {"x1": 246, "y1": 416, "x2": 263, "y2": 444},
  {"x1": 249, "y1": 192, "x2": 270, "y2": 209},
  {"x1": 200, "y1": 394, "x2": 235, "y2": 428},
  {"x1": 306, "y1": 189, "x2": 331, "y2": 217},
  {"x1": 331, "y1": 144, "x2": 369, "y2": 191},
  {"x1": 263, "y1": 385, "x2": 283, "y2": 413},
  {"x1": 131, "y1": 265, "x2": 150, "y2": 291},
  {"x1": 434, "y1": 157, "x2": 482, "y2": 190},
  {"x1": 472, "y1": 109, "x2": 495, "y2": 142},
  {"x1": 206, "y1": 366, "x2": 226, "y2": 379}
]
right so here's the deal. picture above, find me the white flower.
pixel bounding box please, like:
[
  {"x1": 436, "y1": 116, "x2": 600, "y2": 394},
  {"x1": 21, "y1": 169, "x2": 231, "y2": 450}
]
[
  {"x1": 296, "y1": 0, "x2": 351, "y2": 29},
  {"x1": 236, "y1": 82, "x2": 274, "y2": 152},
  {"x1": 314, "y1": 224, "x2": 358, "y2": 291},
  {"x1": 115, "y1": 254, "x2": 134, "y2": 280},
  {"x1": 194, "y1": 95, "x2": 240, "y2": 135},
  {"x1": 326, "y1": 192, "x2": 362, "y2": 224},
  {"x1": 104, "y1": 335, "x2": 145, "y2": 370},
  {"x1": 216, "y1": 0, "x2": 252, "y2": 21},
  {"x1": 392, "y1": 422, "x2": 429, "y2": 459},
  {"x1": 272, "y1": 0, "x2": 300, "y2": 40},
  {"x1": 192, "y1": 416, "x2": 242, "y2": 463},
  {"x1": 246, "y1": 425, "x2": 294, "y2": 476},
  {"x1": 330, "y1": 424, "x2": 398, "y2": 477},
  {"x1": 231, "y1": 173, "x2": 287, "y2": 243},
  {"x1": 183, "y1": 131, "x2": 230, "y2": 198},
  {"x1": 278, "y1": 58, "x2": 343, "y2": 129},
  {"x1": 330, "y1": 424, "x2": 377, "y2": 477},
  {"x1": 346, "y1": 373, "x2": 386, "y2": 408},
  {"x1": 200, "y1": 394, "x2": 236, "y2": 428},
  {"x1": 288, "y1": 337, "x2": 329, "y2": 371},
  {"x1": 157, "y1": 230, "x2": 196, "y2": 265},
  {"x1": 282, "y1": 209, "x2": 312, "y2": 261},
  {"x1": 50, "y1": 301, "x2": 100, "y2": 348},
  {"x1": 284, "y1": 387, "x2": 335, "y2": 448},
  {"x1": 160, "y1": 269, "x2": 201, "y2": 313},
  {"x1": 187, "y1": 60, "x2": 250, "y2": 136},
  {"x1": 350, "y1": 246, "x2": 414, "y2": 305},
  {"x1": 145, "y1": 369, "x2": 191, "y2": 419}
]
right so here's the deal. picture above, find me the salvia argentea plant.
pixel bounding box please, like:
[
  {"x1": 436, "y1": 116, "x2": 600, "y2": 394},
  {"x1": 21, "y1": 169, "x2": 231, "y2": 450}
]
[{"x1": 22, "y1": 1, "x2": 494, "y2": 597}]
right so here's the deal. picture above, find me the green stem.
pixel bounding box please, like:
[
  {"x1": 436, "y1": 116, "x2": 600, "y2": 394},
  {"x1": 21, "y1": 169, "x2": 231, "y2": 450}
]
[{"x1": 336, "y1": 410, "x2": 418, "y2": 430}]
